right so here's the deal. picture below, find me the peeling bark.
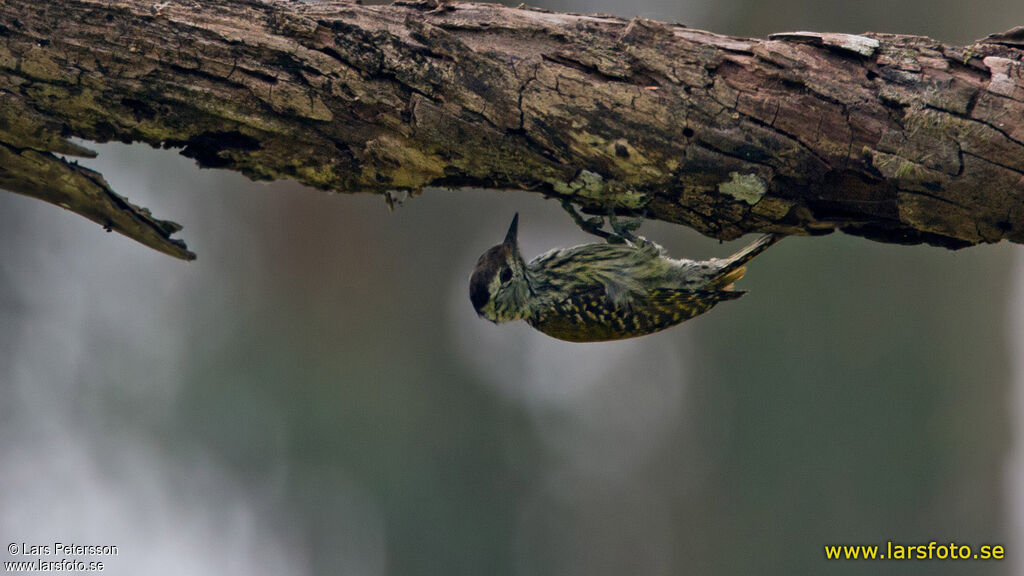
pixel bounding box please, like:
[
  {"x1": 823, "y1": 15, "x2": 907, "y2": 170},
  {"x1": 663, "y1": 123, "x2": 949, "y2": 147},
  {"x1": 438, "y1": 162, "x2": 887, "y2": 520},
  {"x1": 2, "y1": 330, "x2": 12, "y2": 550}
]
[{"x1": 2, "y1": 0, "x2": 1024, "y2": 258}]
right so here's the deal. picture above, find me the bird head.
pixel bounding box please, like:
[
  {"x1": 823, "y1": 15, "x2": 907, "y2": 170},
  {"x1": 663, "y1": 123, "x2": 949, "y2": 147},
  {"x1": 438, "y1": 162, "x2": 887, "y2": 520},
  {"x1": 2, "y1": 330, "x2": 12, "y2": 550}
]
[{"x1": 469, "y1": 213, "x2": 532, "y2": 322}]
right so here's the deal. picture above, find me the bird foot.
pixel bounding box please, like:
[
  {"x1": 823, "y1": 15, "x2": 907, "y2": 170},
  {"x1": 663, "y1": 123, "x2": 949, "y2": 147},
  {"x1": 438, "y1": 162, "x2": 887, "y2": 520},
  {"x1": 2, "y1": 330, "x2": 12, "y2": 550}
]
[
  {"x1": 559, "y1": 199, "x2": 648, "y2": 244},
  {"x1": 606, "y1": 208, "x2": 645, "y2": 244},
  {"x1": 560, "y1": 199, "x2": 613, "y2": 240}
]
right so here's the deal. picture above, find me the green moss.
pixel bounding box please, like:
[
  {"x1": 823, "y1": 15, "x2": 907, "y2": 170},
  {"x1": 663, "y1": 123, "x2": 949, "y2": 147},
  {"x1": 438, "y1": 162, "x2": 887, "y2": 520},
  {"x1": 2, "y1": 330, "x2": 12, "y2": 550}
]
[
  {"x1": 0, "y1": 44, "x2": 16, "y2": 70},
  {"x1": 548, "y1": 169, "x2": 603, "y2": 196},
  {"x1": 295, "y1": 162, "x2": 341, "y2": 188},
  {"x1": 545, "y1": 169, "x2": 648, "y2": 209},
  {"x1": 19, "y1": 47, "x2": 67, "y2": 82}
]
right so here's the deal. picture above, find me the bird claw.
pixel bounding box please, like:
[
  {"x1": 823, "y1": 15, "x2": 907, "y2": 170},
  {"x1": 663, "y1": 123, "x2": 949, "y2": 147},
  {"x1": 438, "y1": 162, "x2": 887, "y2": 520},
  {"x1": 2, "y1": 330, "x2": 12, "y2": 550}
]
[
  {"x1": 582, "y1": 216, "x2": 607, "y2": 234},
  {"x1": 560, "y1": 199, "x2": 612, "y2": 240},
  {"x1": 607, "y1": 209, "x2": 645, "y2": 244},
  {"x1": 559, "y1": 199, "x2": 648, "y2": 244}
]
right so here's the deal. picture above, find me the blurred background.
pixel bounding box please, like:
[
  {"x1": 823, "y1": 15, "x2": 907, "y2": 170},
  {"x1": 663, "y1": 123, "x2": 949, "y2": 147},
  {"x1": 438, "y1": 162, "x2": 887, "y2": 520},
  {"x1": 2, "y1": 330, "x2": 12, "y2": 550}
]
[{"x1": 2, "y1": 1, "x2": 1023, "y2": 575}]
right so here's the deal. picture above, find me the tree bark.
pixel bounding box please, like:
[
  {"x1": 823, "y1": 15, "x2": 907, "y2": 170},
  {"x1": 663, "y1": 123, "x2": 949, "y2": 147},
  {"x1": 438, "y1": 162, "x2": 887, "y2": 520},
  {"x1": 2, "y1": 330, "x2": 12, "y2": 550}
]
[{"x1": 2, "y1": 0, "x2": 1024, "y2": 259}]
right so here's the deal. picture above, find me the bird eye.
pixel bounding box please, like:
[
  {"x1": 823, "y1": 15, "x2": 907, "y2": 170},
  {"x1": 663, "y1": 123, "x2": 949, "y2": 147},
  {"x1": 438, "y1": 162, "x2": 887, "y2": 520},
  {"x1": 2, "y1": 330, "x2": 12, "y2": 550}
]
[{"x1": 499, "y1": 266, "x2": 513, "y2": 283}]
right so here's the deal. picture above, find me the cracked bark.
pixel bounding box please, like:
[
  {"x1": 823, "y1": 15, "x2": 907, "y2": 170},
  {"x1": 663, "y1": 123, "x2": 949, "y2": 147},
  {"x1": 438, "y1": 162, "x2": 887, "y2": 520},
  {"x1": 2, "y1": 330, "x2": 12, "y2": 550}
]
[{"x1": 2, "y1": 0, "x2": 1024, "y2": 259}]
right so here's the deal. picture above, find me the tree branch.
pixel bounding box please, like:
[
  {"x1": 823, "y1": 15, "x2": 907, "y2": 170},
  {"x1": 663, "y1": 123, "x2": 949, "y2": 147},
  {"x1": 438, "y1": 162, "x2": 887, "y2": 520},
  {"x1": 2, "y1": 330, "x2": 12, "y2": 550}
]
[{"x1": 2, "y1": 0, "x2": 1024, "y2": 258}]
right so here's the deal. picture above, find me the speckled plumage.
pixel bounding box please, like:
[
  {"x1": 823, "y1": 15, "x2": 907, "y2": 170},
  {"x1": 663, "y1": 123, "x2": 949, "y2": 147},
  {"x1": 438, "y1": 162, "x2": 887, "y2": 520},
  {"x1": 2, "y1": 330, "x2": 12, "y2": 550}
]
[
  {"x1": 527, "y1": 286, "x2": 744, "y2": 342},
  {"x1": 470, "y1": 214, "x2": 781, "y2": 342}
]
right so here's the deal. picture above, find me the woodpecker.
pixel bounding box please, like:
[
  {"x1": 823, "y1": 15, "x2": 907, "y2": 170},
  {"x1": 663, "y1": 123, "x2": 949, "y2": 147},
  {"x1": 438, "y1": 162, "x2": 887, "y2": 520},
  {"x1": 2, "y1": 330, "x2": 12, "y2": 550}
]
[{"x1": 469, "y1": 213, "x2": 781, "y2": 342}]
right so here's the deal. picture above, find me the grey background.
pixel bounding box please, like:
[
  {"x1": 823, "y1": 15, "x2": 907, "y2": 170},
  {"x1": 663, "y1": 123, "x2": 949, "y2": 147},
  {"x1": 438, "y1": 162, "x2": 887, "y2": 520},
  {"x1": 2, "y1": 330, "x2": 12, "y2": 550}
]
[{"x1": 2, "y1": 1, "x2": 1023, "y2": 575}]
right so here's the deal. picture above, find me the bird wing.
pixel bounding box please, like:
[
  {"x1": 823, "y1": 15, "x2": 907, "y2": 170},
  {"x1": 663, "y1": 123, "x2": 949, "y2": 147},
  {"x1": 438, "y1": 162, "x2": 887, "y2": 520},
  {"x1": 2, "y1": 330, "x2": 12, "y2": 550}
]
[{"x1": 527, "y1": 287, "x2": 744, "y2": 342}]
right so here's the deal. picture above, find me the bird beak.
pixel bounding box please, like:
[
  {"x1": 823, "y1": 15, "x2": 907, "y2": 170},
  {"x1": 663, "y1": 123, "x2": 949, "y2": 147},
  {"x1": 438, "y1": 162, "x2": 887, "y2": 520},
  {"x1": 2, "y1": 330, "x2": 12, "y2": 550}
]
[{"x1": 503, "y1": 213, "x2": 519, "y2": 246}]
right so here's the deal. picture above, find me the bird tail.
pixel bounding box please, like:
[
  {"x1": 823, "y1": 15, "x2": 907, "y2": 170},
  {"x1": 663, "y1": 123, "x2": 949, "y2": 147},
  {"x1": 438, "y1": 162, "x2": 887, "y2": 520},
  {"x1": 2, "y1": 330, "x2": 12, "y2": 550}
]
[{"x1": 710, "y1": 234, "x2": 783, "y2": 288}]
